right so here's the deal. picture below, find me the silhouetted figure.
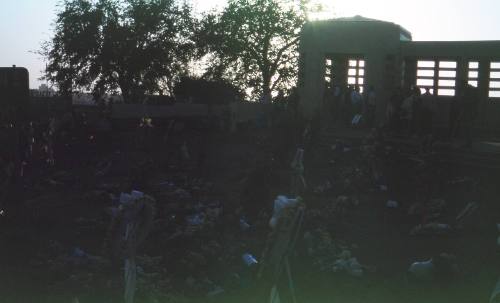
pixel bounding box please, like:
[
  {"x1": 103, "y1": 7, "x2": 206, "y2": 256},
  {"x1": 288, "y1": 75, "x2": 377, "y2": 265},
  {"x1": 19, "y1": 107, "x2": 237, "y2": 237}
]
[
  {"x1": 331, "y1": 84, "x2": 342, "y2": 123},
  {"x1": 401, "y1": 86, "x2": 421, "y2": 134},
  {"x1": 386, "y1": 87, "x2": 404, "y2": 133},
  {"x1": 364, "y1": 85, "x2": 376, "y2": 128},
  {"x1": 351, "y1": 85, "x2": 363, "y2": 116},
  {"x1": 420, "y1": 88, "x2": 436, "y2": 152},
  {"x1": 461, "y1": 83, "x2": 480, "y2": 147},
  {"x1": 342, "y1": 85, "x2": 354, "y2": 126},
  {"x1": 449, "y1": 82, "x2": 479, "y2": 147},
  {"x1": 410, "y1": 86, "x2": 422, "y2": 135}
]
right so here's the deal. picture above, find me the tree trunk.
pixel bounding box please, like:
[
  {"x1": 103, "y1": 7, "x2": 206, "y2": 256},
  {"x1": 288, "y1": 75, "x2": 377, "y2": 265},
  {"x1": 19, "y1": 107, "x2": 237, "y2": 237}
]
[
  {"x1": 118, "y1": 76, "x2": 131, "y2": 103},
  {"x1": 262, "y1": 68, "x2": 272, "y2": 102}
]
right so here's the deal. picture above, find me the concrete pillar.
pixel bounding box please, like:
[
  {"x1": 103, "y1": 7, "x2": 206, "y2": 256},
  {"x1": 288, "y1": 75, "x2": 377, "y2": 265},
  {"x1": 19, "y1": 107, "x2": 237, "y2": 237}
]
[{"x1": 299, "y1": 51, "x2": 324, "y2": 118}]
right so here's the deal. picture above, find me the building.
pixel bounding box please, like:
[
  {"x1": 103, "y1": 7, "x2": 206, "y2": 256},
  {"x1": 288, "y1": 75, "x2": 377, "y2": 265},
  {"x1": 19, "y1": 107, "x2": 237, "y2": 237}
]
[
  {"x1": 298, "y1": 16, "x2": 500, "y2": 133},
  {"x1": 0, "y1": 66, "x2": 29, "y2": 122}
]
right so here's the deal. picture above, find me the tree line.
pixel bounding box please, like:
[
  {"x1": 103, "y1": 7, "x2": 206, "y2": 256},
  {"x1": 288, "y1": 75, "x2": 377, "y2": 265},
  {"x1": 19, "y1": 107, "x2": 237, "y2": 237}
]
[{"x1": 41, "y1": 0, "x2": 314, "y2": 103}]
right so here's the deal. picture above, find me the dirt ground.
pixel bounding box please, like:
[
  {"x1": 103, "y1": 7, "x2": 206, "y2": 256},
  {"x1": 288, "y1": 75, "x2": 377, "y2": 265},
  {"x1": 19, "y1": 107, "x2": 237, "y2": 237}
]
[{"x1": 1, "y1": 119, "x2": 499, "y2": 303}]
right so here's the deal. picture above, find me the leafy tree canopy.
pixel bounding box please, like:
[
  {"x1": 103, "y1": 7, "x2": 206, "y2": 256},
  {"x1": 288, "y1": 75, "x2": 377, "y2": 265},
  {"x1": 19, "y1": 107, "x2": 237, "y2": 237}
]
[
  {"x1": 196, "y1": 0, "x2": 308, "y2": 100},
  {"x1": 42, "y1": 0, "x2": 196, "y2": 101}
]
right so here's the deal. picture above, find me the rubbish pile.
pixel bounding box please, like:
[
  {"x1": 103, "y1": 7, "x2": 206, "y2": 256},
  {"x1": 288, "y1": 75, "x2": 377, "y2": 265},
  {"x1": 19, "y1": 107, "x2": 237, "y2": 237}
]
[
  {"x1": 408, "y1": 253, "x2": 459, "y2": 281},
  {"x1": 303, "y1": 229, "x2": 370, "y2": 277}
]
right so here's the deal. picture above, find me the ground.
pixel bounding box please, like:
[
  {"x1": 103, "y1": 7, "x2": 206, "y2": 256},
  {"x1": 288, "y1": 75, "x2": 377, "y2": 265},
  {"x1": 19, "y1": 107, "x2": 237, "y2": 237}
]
[{"x1": 1, "y1": 117, "x2": 499, "y2": 303}]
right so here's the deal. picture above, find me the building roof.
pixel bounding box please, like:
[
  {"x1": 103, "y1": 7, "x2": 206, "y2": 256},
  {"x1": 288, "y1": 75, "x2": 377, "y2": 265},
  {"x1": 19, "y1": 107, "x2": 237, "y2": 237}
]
[
  {"x1": 402, "y1": 40, "x2": 500, "y2": 57},
  {"x1": 332, "y1": 15, "x2": 383, "y2": 23},
  {"x1": 308, "y1": 15, "x2": 412, "y2": 40},
  {"x1": 0, "y1": 66, "x2": 28, "y2": 72}
]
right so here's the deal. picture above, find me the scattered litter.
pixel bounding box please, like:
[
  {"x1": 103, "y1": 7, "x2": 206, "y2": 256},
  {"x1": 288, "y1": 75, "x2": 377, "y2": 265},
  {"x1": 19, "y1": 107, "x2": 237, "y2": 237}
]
[
  {"x1": 313, "y1": 181, "x2": 333, "y2": 194},
  {"x1": 131, "y1": 190, "x2": 144, "y2": 199},
  {"x1": 242, "y1": 253, "x2": 258, "y2": 267},
  {"x1": 331, "y1": 195, "x2": 359, "y2": 210},
  {"x1": 351, "y1": 114, "x2": 362, "y2": 126},
  {"x1": 72, "y1": 247, "x2": 87, "y2": 258},
  {"x1": 269, "y1": 195, "x2": 299, "y2": 229},
  {"x1": 205, "y1": 202, "x2": 223, "y2": 220},
  {"x1": 206, "y1": 285, "x2": 225, "y2": 297},
  {"x1": 408, "y1": 253, "x2": 458, "y2": 281},
  {"x1": 173, "y1": 188, "x2": 192, "y2": 200},
  {"x1": 95, "y1": 160, "x2": 112, "y2": 177},
  {"x1": 408, "y1": 199, "x2": 446, "y2": 218},
  {"x1": 239, "y1": 218, "x2": 251, "y2": 231},
  {"x1": 455, "y1": 202, "x2": 478, "y2": 226},
  {"x1": 448, "y1": 176, "x2": 475, "y2": 185},
  {"x1": 497, "y1": 224, "x2": 500, "y2": 248},
  {"x1": 408, "y1": 259, "x2": 434, "y2": 280},
  {"x1": 490, "y1": 277, "x2": 500, "y2": 303},
  {"x1": 331, "y1": 141, "x2": 349, "y2": 153},
  {"x1": 332, "y1": 250, "x2": 364, "y2": 277},
  {"x1": 5, "y1": 112, "x2": 491, "y2": 302},
  {"x1": 386, "y1": 200, "x2": 398, "y2": 208},
  {"x1": 186, "y1": 213, "x2": 205, "y2": 226},
  {"x1": 410, "y1": 223, "x2": 452, "y2": 236}
]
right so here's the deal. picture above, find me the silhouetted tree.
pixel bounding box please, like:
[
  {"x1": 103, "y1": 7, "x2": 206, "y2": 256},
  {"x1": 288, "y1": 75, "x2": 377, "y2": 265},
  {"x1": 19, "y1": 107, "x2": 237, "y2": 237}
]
[
  {"x1": 196, "y1": 0, "x2": 308, "y2": 100},
  {"x1": 41, "y1": 0, "x2": 196, "y2": 101}
]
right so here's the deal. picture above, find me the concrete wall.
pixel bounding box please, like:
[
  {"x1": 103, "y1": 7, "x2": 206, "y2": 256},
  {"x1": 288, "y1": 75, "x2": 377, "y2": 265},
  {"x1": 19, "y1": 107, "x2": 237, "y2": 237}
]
[
  {"x1": 402, "y1": 41, "x2": 500, "y2": 133},
  {"x1": 111, "y1": 102, "x2": 271, "y2": 125}
]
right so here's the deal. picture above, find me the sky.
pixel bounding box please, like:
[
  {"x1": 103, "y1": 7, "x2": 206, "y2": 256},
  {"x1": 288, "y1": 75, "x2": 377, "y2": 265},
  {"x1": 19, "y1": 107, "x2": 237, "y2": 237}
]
[{"x1": 1, "y1": 0, "x2": 500, "y2": 89}]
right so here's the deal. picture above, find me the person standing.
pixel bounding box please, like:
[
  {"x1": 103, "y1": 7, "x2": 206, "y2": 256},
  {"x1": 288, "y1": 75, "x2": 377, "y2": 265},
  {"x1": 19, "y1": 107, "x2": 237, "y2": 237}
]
[
  {"x1": 350, "y1": 85, "x2": 363, "y2": 126},
  {"x1": 332, "y1": 84, "x2": 342, "y2": 122},
  {"x1": 365, "y1": 85, "x2": 377, "y2": 128},
  {"x1": 410, "y1": 86, "x2": 422, "y2": 135},
  {"x1": 342, "y1": 86, "x2": 354, "y2": 126},
  {"x1": 401, "y1": 90, "x2": 415, "y2": 132},
  {"x1": 351, "y1": 85, "x2": 363, "y2": 113},
  {"x1": 420, "y1": 87, "x2": 436, "y2": 152},
  {"x1": 386, "y1": 87, "x2": 403, "y2": 133},
  {"x1": 461, "y1": 82, "x2": 480, "y2": 147}
]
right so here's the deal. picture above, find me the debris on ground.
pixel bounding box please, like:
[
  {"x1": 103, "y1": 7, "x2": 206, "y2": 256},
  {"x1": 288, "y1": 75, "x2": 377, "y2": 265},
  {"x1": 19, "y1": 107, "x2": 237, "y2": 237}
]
[
  {"x1": 410, "y1": 223, "x2": 453, "y2": 236},
  {"x1": 408, "y1": 198, "x2": 446, "y2": 218},
  {"x1": 332, "y1": 250, "x2": 364, "y2": 278},
  {"x1": 386, "y1": 200, "x2": 399, "y2": 208},
  {"x1": 313, "y1": 180, "x2": 333, "y2": 194},
  {"x1": 408, "y1": 253, "x2": 459, "y2": 281},
  {"x1": 3, "y1": 110, "x2": 497, "y2": 303},
  {"x1": 490, "y1": 277, "x2": 500, "y2": 303},
  {"x1": 496, "y1": 224, "x2": 500, "y2": 248},
  {"x1": 455, "y1": 201, "x2": 479, "y2": 227}
]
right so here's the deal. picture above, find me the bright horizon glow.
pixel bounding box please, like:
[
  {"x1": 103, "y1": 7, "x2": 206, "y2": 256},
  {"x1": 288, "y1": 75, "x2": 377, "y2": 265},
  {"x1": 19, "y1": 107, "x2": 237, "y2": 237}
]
[{"x1": 1, "y1": 0, "x2": 500, "y2": 89}]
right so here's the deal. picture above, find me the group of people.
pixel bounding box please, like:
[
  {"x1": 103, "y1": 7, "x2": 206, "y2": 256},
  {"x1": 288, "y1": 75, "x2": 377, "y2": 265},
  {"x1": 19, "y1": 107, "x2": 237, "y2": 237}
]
[
  {"x1": 386, "y1": 81, "x2": 480, "y2": 148},
  {"x1": 324, "y1": 80, "x2": 481, "y2": 150},
  {"x1": 386, "y1": 86, "x2": 436, "y2": 131},
  {"x1": 324, "y1": 84, "x2": 377, "y2": 128},
  {"x1": 385, "y1": 85, "x2": 437, "y2": 151}
]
